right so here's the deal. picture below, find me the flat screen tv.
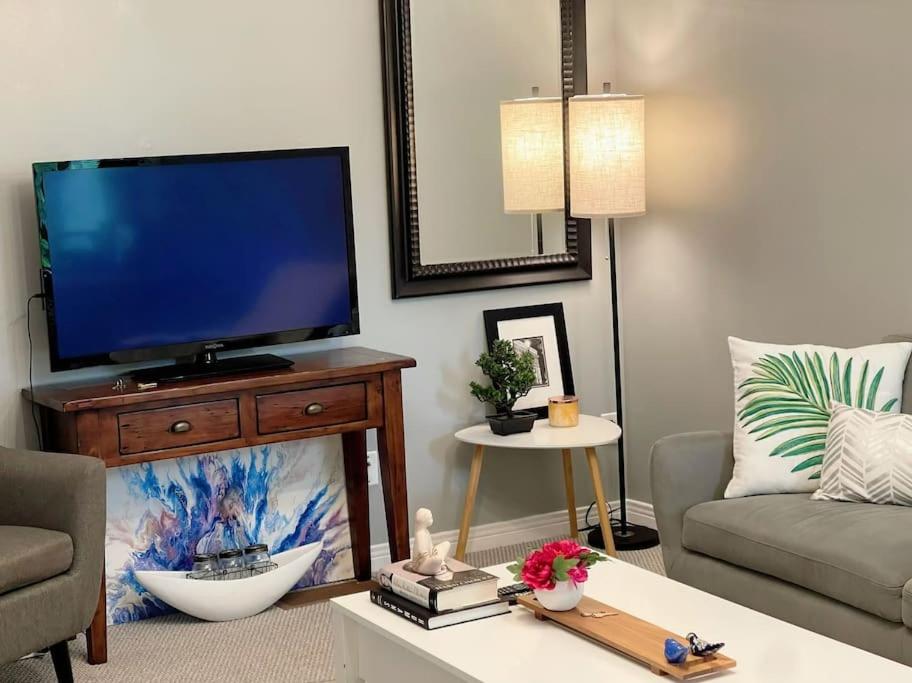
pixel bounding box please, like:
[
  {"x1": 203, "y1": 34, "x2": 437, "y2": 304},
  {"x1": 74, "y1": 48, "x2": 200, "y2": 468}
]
[{"x1": 33, "y1": 147, "x2": 359, "y2": 382}]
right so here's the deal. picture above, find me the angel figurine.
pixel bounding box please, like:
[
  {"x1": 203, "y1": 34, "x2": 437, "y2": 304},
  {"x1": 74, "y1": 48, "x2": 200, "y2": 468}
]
[{"x1": 403, "y1": 508, "x2": 452, "y2": 577}]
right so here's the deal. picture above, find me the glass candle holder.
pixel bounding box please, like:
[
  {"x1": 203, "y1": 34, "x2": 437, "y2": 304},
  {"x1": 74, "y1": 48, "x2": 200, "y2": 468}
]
[
  {"x1": 190, "y1": 553, "x2": 218, "y2": 580},
  {"x1": 548, "y1": 395, "x2": 580, "y2": 427},
  {"x1": 217, "y1": 549, "x2": 245, "y2": 579},
  {"x1": 243, "y1": 544, "x2": 272, "y2": 572}
]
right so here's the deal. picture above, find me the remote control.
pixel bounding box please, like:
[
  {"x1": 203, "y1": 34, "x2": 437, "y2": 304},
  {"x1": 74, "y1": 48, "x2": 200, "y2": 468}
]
[{"x1": 497, "y1": 582, "x2": 533, "y2": 603}]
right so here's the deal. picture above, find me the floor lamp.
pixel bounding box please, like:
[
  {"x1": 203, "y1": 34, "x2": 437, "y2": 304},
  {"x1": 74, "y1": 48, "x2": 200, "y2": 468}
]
[{"x1": 568, "y1": 87, "x2": 659, "y2": 550}]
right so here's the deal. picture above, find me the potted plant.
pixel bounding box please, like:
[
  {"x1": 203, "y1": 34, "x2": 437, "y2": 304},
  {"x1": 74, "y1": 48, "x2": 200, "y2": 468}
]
[
  {"x1": 507, "y1": 540, "x2": 607, "y2": 611},
  {"x1": 470, "y1": 339, "x2": 538, "y2": 435}
]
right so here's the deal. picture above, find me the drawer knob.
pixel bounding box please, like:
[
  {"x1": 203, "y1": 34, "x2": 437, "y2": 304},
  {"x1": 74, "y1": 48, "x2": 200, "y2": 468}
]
[
  {"x1": 304, "y1": 402, "x2": 325, "y2": 416},
  {"x1": 169, "y1": 420, "x2": 193, "y2": 434}
]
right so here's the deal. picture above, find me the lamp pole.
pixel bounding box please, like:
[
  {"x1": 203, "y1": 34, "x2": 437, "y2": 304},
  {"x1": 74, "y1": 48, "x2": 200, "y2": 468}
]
[{"x1": 607, "y1": 218, "x2": 628, "y2": 533}]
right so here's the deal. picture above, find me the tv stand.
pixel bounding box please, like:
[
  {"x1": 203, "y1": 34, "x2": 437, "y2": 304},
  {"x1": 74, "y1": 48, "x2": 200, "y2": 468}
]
[
  {"x1": 130, "y1": 352, "x2": 293, "y2": 384},
  {"x1": 24, "y1": 346, "x2": 416, "y2": 666}
]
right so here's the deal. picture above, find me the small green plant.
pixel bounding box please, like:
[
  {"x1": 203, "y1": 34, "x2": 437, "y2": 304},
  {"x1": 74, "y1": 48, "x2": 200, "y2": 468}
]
[{"x1": 469, "y1": 339, "x2": 537, "y2": 417}]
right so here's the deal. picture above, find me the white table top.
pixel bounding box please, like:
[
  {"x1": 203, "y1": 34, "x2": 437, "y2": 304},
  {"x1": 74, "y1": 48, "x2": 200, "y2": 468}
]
[
  {"x1": 454, "y1": 414, "x2": 621, "y2": 449},
  {"x1": 331, "y1": 559, "x2": 909, "y2": 682}
]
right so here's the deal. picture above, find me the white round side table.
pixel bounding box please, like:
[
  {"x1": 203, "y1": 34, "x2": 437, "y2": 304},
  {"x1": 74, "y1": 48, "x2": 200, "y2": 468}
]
[{"x1": 453, "y1": 414, "x2": 622, "y2": 559}]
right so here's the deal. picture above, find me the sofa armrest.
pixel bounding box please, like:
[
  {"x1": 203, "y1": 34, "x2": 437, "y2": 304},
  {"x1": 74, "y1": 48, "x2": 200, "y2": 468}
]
[
  {"x1": 0, "y1": 446, "x2": 105, "y2": 615},
  {"x1": 650, "y1": 431, "x2": 733, "y2": 573}
]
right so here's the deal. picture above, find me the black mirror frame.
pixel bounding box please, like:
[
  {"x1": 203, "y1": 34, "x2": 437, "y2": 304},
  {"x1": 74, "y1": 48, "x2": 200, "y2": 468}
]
[{"x1": 380, "y1": 0, "x2": 592, "y2": 299}]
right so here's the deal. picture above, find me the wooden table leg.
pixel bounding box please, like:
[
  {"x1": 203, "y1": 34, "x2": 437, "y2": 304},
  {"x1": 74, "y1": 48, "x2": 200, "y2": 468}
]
[
  {"x1": 86, "y1": 572, "x2": 107, "y2": 664},
  {"x1": 455, "y1": 445, "x2": 485, "y2": 561},
  {"x1": 585, "y1": 447, "x2": 617, "y2": 557},
  {"x1": 561, "y1": 449, "x2": 579, "y2": 539},
  {"x1": 342, "y1": 430, "x2": 371, "y2": 581},
  {"x1": 377, "y1": 370, "x2": 410, "y2": 562}
]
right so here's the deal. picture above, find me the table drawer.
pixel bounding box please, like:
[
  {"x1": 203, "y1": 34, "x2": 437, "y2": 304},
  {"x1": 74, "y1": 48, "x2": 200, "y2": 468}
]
[
  {"x1": 257, "y1": 383, "x2": 367, "y2": 434},
  {"x1": 117, "y1": 399, "x2": 240, "y2": 455}
]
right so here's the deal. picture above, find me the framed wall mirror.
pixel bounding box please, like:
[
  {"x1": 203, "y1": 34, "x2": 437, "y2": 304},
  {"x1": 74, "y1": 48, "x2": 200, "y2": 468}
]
[{"x1": 380, "y1": 0, "x2": 591, "y2": 298}]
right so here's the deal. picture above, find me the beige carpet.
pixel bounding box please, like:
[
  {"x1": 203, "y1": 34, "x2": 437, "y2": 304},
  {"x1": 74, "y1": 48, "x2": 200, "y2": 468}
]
[{"x1": 1, "y1": 538, "x2": 664, "y2": 682}]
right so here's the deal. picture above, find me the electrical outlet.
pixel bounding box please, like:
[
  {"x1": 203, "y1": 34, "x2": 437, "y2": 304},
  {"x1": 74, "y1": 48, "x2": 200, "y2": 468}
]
[
  {"x1": 601, "y1": 412, "x2": 618, "y2": 423},
  {"x1": 367, "y1": 449, "x2": 379, "y2": 486}
]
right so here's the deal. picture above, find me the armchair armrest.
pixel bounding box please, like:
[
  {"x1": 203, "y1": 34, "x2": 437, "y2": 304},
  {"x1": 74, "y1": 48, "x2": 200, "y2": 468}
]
[
  {"x1": 650, "y1": 431, "x2": 733, "y2": 573},
  {"x1": 0, "y1": 446, "x2": 105, "y2": 611}
]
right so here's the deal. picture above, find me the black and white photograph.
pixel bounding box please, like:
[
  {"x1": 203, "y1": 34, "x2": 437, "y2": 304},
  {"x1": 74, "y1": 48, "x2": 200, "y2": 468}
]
[
  {"x1": 511, "y1": 337, "x2": 549, "y2": 387},
  {"x1": 482, "y1": 303, "x2": 574, "y2": 417}
]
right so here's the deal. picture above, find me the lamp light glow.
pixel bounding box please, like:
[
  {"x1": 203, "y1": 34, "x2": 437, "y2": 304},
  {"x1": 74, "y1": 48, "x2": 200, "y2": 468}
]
[
  {"x1": 499, "y1": 97, "x2": 566, "y2": 214},
  {"x1": 569, "y1": 94, "x2": 645, "y2": 218}
]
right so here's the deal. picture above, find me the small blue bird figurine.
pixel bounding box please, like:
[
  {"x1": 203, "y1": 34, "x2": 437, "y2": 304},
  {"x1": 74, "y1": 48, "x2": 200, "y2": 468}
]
[
  {"x1": 664, "y1": 638, "x2": 689, "y2": 664},
  {"x1": 686, "y1": 632, "x2": 725, "y2": 657}
]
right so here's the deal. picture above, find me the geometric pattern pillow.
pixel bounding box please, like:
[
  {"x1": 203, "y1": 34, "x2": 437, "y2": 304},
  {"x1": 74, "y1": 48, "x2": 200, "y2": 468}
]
[
  {"x1": 812, "y1": 402, "x2": 912, "y2": 506},
  {"x1": 725, "y1": 337, "x2": 912, "y2": 498}
]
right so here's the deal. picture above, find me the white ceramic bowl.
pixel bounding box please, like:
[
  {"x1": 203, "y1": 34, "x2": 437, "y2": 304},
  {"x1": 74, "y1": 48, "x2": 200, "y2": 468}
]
[{"x1": 135, "y1": 541, "x2": 323, "y2": 621}]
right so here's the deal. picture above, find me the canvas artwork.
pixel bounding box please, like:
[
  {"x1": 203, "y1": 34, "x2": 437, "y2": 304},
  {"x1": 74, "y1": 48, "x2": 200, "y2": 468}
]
[{"x1": 104, "y1": 437, "x2": 353, "y2": 624}]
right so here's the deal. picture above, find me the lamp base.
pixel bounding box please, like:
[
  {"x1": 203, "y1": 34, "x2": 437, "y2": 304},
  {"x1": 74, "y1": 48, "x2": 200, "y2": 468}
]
[{"x1": 587, "y1": 523, "x2": 660, "y2": 552}]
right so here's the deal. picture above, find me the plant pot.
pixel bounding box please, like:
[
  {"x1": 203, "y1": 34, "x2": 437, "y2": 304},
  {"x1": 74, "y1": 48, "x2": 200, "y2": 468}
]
[
  {"x1": 486, "y1": 411, "x2": 537, "y2": 436},
  {"x1": 534, "y1": 579, "x2": 585, "y2": 611}
]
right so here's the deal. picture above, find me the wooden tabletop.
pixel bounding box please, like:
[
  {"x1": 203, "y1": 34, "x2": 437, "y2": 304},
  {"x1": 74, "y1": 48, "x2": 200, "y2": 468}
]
[{"x1": 24, "y1": 346, "x2": 416, "y2": 413}]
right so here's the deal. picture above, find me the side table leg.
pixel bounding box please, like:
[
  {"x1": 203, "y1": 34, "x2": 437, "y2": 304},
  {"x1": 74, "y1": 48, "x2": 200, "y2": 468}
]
[
  {"x1": 561, "y1": 449, "x2": 578, "y2": 538},
  {"x1": 455, "y1": 445, "x2": 485, "y2": 561},
  {"x1": 585, "y1": 447, "x2": 618, "y2": 557},
  {"x1": 86, "y1": 573, "x2": 107, "y2": 664},
  {"x1": 377, "y1": 370, "x2": 410, "y2": 562},
  {"x1": 342, "y1": 430, "x2": 371, "y2": 581}
]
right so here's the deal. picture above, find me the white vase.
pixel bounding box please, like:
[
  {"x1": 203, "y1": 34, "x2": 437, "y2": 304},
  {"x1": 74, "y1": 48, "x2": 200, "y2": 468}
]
[{"x1": 534, "y1": 579, "x2": 584, "y2": 611}]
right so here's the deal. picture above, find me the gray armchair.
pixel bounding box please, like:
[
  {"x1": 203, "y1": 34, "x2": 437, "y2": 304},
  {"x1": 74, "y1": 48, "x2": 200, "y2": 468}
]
[{"x1": 0, "y1": 446, "x2": 106, "y2": 682}]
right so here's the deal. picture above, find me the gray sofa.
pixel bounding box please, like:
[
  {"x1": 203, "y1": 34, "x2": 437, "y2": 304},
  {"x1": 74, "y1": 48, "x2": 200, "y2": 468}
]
[
  {"x1": 652, "y1": 336, "x2": 912, "y2": 667},
  {"x1": 0, "y1": 446, "x2": 106, "y2": 681}
]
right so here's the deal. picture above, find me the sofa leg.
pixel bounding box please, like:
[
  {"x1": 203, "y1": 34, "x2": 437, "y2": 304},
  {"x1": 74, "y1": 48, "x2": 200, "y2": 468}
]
[{"x1": 49, "y1": 641, "x2": 73, "y2": 683}]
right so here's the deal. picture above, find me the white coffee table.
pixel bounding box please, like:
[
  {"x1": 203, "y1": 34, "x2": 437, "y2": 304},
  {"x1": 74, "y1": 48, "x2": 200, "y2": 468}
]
[
  {"x1": 454, "y1": 415, "x2": 622, "y2": 558},
  {"x1": 331, "y1": 558, "x2": 908, "y2": 682}
]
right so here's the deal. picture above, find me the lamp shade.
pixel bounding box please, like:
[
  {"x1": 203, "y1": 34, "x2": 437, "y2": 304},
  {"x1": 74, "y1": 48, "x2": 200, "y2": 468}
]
[
  {"x1": 499, "y1": 97, "x2": 565, "y2": 214},
  {"x1": 569, "y1": 94, "x2": 645, "y2": 218}
]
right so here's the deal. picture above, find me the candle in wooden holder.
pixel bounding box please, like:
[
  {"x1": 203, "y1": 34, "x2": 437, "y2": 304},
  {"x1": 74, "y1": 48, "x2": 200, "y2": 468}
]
[{"x1": 548, "y1": 395, "x2": 580, "y2": 427}]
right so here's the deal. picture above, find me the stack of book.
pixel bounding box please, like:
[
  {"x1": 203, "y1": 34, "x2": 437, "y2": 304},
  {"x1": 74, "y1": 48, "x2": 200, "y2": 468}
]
[{"x1": 371, "y1": 558, "x2": 510, "y2": 630}]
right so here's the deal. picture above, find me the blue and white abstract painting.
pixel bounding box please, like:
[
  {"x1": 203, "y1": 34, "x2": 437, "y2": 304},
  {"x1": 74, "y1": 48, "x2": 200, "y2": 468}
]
[{"x1": 104, "y1": 437, "x2": 353, "y2": 624}]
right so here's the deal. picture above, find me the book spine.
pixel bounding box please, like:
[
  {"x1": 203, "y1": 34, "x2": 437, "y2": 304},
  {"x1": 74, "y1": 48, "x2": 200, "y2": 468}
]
[
  {"x1": 381, "y1": 571, "x2": 433, "y2": 610},
  {"x1": 369, "y1": 591, "x2": 431, "y2": 630}
]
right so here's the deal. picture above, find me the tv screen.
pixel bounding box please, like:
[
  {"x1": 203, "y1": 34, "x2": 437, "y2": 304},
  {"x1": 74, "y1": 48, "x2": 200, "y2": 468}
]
[{"x1": 34, "y1": 148, "x2": 359, "y2": 371}]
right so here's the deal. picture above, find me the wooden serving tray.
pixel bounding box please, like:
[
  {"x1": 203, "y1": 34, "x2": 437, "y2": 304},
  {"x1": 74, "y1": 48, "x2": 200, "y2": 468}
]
[{"x1": 517, "y1": 594, "x2": 736, "y2": 679}]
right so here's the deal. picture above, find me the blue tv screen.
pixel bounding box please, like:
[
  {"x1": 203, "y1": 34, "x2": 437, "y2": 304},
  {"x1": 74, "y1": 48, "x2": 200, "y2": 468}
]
[{"x1": 34, "y1": 148, "x2": 359, "y2": 371}]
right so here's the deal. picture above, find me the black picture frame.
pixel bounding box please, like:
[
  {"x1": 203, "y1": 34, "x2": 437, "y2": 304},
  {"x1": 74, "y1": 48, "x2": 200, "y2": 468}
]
[
  {"x1": 482, "y1": 303, "x2": 575, "y2": 418},
  {"x1": 379, "y1": 0, "x2": 592, "y2": 298}
]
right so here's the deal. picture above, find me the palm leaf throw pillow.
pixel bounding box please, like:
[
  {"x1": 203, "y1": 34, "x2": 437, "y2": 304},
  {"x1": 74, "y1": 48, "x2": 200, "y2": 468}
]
[{"x1": 725, "y1": 337, "x2": 912, "y2": 498}]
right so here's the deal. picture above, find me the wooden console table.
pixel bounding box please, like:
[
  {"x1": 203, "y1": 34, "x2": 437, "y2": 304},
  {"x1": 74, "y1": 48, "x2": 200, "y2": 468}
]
[{"x1": 24, "y1": 346, "x2": 416, "y2": 665}]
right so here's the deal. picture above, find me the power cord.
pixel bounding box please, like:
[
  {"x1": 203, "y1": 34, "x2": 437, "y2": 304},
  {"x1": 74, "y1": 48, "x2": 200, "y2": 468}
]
[
  {"x1": 26, "y1": 293, "x2": 45, "y2": 450},
  {"x1": 579, "y1": 499, "x2": 622, "y2": 533}
]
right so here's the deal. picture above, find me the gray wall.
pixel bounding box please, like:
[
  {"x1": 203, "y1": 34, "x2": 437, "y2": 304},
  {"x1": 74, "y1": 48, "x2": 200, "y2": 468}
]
[
  {"x1": 608, "y1": 0, "x2": 912, "y2": 502},
  {"x1": 0, "y1": 0, "x2": 618, "y2": 541}
]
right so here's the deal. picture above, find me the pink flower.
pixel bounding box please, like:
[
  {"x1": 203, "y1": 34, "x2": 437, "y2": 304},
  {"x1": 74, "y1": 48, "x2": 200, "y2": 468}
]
[
  {"x1": 567, "y1": 564, "x2": 589, "y2": 585},
  {"x1": 546, "y1": 540, "x2": 585, "y2": 559},
  {"x1": 520, "y1": 551, "x2": 556, "y2": 590},
  {"x1": 511, "y1": 541, "x2": 603, "y2": 591}
]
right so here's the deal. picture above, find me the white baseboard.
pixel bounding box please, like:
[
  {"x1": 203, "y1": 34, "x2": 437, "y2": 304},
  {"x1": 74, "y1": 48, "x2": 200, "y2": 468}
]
[{"x1": 370, "y1": 499, "x2": 655, "y2": 571}]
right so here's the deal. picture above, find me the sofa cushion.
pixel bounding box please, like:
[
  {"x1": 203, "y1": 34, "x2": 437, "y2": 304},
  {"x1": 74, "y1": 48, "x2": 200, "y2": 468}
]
[
  {"x1": 0, "y1": 526, "x2": 73, "y2": 595},
  {"x1": 682, "y1": 494, "x2": 912, "y2": 623}
]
